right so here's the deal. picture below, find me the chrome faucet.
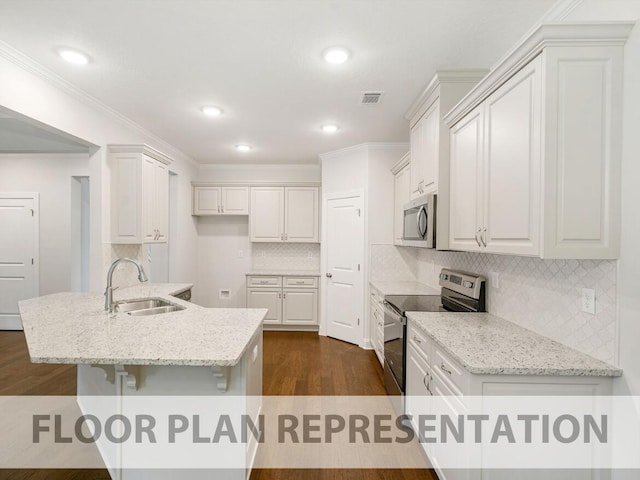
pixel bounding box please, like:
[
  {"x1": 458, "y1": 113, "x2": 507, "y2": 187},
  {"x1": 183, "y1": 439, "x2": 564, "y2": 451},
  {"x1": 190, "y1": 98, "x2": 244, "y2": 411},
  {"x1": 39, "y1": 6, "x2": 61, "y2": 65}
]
[{"x1": 104, "y1": 257, "x2": 148, "y2": 312}]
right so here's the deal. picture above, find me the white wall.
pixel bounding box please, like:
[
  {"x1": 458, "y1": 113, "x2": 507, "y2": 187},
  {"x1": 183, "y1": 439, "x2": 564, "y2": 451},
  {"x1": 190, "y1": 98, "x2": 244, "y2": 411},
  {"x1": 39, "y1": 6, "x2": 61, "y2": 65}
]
[
  {"x1": 0, "y1": 49, "x2": 200, "y2": 293},
  {"x1": 197, "y1": 164, "x2": 320, "y2": 183},
  {"x1": 0, "y1": 153, "x2": 89, "y2": 295}
]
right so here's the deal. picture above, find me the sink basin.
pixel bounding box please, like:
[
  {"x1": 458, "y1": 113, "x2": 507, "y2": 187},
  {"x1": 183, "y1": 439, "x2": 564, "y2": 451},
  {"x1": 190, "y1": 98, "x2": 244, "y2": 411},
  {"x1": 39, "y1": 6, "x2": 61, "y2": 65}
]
[
  {"x1": 114, "y1": 298, "x2": 185, "y2": 316},
  {"x1": 128, "y1": 305, "x2": 185, "y2": 316}
]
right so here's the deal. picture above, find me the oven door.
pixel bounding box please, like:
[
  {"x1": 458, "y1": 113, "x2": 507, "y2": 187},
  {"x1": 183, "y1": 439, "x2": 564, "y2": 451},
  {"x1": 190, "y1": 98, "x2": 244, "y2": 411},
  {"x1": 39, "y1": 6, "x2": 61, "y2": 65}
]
[{"x1": 383, "y1": 301, "x2": 406, "y2": 393}]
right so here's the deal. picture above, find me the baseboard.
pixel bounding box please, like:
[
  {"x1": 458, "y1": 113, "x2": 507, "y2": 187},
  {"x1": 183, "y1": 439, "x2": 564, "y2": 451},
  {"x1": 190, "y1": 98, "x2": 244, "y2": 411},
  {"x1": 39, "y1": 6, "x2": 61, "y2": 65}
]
[{"x1": 0, "y1": 317, "x2": 23, "y2": 330}]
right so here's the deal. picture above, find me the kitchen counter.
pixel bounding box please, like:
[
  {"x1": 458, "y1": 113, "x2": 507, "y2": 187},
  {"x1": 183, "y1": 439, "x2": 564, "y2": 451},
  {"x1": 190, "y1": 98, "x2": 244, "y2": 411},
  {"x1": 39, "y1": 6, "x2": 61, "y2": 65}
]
[
  {"x1": 408, "y1": 311, "x2": 622, "y2": 377},
  {"x1": 19, "y1": 283, "x2": 267, "y2": 367},
  {"x1": 247, "y1": 270, "x2": 321, "y2": 276},
  {"x1": 370, "y1": 280, "x2": 440, "y2": 296}
]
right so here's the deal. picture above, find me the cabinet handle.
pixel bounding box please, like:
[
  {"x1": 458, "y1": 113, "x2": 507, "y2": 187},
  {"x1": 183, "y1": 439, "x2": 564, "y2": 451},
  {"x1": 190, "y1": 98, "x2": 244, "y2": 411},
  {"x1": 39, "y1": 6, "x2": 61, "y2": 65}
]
[
  {"x1": 423, "y1": 374, "x2": 431, "y2": 394},
  {"x1": 413, "y1": 335, "x2": 421, "y2": 344},
  {"x1": 481, "y1": 228, "x2": 487, "y2": 247},
  {"x1": 378, "y1": 321, "x2": 383, "y2": 327},
  {"x1": 326, "y1": 273, "x2": 333, "y2": 278},
  {"x1": 283, "y1": 292, "x2": 286, "y2": 299},
  {"x1": 280, "y1": 233, "x2": 284, "y2": 241},
  {"x1": 440, "y1": 363, "x2": 452, "y2": 375},
  {"x1": 475, "y1": 228, "x2": 482, "y2": 247},
  {"x1": 221, "y1": 205, "x2": 224, "y2": 213},
  {"x1": 284, "y1": 233, "x2": 288, "y2": 241},
  {"x1": 278, "y1": 292, "x2": 282, "y2": 299}
]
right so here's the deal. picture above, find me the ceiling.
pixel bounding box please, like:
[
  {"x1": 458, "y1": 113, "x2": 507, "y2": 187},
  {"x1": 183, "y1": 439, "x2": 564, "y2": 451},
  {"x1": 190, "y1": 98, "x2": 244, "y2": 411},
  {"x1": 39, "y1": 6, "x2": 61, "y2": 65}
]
[{"x1": 0, "y1": 0, "x2": 556, "y2": 164}]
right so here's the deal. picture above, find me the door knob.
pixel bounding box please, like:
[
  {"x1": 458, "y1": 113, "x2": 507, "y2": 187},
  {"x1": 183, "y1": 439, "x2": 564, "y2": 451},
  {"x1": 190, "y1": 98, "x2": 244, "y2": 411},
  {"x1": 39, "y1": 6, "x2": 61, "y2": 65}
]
[{"x1": 326, "y1": 273, "x2": 333, "y2": 278}]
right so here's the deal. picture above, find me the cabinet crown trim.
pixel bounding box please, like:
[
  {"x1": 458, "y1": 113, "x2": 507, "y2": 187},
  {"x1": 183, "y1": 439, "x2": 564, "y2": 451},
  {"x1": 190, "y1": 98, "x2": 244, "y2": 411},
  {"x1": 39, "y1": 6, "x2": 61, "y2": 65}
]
[
  {"x1": 404, "y1": 69, "x2": 489, "y2": 122},
  {"x1": 390, "y1": 152, "x2": 410, "y2": 174},
  {"x1": 444, "y1": 21, "x2": 634, "y2": 127},
  {"x1": 108, "y1": 144, "x2": 173, "y2": 165}
]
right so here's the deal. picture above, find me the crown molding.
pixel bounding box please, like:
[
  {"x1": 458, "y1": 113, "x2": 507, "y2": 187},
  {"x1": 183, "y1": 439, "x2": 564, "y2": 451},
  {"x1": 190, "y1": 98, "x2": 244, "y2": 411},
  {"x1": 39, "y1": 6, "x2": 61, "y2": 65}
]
[
  {"x1": 404, "y1": 69, "x2": 489, "y2": 121},
  {"x1": 0, "y1": 39, "x2": 198, "y2": 168},
  {"x1": 191, "y1": 181, "x2": 321, "y2": 188},
  {"x1": 318, "y1": 142, "x2": 409, "y2": 161},
  {"x1": 107, "y1": 144, "x2": 174, "y2": 165},
  {"x1": 198, "y1": 163, "x2": 321, "y2": 171},
  {"x1": 444, "y1": 22, "x2": 635, "y2": 127},
  {"x1": 390, "y1": 151, "x2": 411, "y2": 175}
]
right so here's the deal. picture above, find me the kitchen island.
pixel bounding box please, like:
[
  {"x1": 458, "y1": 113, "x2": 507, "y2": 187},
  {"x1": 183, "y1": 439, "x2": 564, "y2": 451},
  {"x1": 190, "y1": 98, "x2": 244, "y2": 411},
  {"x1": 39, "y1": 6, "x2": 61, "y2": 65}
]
[{"x1": 19, "y1": 283, "x2": 266, "y2": 480}]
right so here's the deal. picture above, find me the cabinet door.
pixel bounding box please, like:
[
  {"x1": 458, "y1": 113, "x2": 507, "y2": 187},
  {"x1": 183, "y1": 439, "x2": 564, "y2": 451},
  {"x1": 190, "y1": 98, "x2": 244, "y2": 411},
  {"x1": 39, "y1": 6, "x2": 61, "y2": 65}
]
[
  {"x1": 282, "y1": 288, "x2": 317, "y2": 325},
  {"x1": 111, "y1": 153, "x2": 142, "y2": 243},
  {"x1": 410, "y1": 99, "x2": 439, "y2": 198},
  {"x1": 246, "y1": 288, "x2": 282, "y2": 324},
  {"x1": 250, "y1": 187, "x2": 284, "y2": 242},
  {"x1": 193, "y1": 187, "x2": 221, "y2": 215},
  {"x1": 394, "y1": 164, "x2": 411, "y2": 244},
  {"x1": 449, "y1": 105, "x2": 484, "y2": 252},
  {"x1": 405, "y1": 342, "x2": 431, "y2": 439},
  {"x1": 141, "y1": 155, "x2": 156, "y2": 243},
  {"x1": 154, "y1": 162, "x2": 169, "y2": 243},
  {"x1": 221, "y1": 187, "x2": 249, "y2": 215},
  {"x1": 284, "y1": 187, "x2": 319, "y2": 243},
  {"x1": 483, "y1": 57, "x2": 541, "y2": 256}
]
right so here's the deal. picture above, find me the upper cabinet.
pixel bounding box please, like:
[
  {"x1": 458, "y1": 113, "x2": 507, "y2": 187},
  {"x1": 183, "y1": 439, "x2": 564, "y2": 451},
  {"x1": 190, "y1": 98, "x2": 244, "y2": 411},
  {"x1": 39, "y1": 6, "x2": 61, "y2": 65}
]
[
  {"x1": 109, "y1": 144, "x2": 172, "y2": 244},
  {"x1": 445, "y1": 23, "x2": 633, "y2": 259},
  {"x1": 391, "y1": 153, "x2": 411, "y2": 246},
  {"x1": 192, "y1": 186, "x2": 249, "y2": 215},
  {"x1": 250, "y1": 186, "x2": 319, "y2": 243},
  {"x1": 405, "y1": 70, "x2": 489, "y2": 249}
]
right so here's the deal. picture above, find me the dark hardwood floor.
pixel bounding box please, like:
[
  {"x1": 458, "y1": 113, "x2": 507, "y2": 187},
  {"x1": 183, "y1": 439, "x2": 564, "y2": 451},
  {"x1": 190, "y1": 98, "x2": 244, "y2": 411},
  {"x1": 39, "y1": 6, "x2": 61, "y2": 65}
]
[{"x1": 0, "y1": 330, "x2": 436, "y2": 480}]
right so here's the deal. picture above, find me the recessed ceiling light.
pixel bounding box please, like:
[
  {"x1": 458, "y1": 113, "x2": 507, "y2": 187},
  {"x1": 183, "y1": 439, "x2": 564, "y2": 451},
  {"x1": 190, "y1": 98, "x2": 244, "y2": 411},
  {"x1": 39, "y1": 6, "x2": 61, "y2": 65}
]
[
  {"x1": 201, "y1": 105, "x2": 224, "y2": 117},
  {"x1": 57, "y1": 48, "x2": 90, "y2": 65},
  {"x1": 323, "y1": 46, "x2": 350, "y2": 64},
  {"x1": 235, "y1": 144, "x2": 252, "y2": 152},
  {"x1": 321, "y1": 124, "x2": 340, "y2": 133}
]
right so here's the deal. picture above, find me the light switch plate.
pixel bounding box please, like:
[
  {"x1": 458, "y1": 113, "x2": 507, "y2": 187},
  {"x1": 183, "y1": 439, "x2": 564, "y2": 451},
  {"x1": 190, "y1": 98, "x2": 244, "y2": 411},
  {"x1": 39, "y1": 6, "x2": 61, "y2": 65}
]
[{"x1": 490, "y1": 271, "x2": 500, "y2": 289}]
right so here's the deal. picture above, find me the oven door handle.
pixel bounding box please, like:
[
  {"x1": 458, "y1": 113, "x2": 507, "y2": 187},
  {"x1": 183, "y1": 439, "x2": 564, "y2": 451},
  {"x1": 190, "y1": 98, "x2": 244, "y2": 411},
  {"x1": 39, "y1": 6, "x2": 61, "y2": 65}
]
[{"x1": 382, "y1": 301, "x2": 406, "y2": 325}]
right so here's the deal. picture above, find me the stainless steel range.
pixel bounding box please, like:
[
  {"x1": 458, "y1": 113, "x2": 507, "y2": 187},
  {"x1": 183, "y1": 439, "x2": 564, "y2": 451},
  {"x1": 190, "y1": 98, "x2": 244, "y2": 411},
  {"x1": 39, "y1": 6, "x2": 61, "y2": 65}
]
[{"x1": 382, "y1": 269, "x2": 486, "y2": 400}]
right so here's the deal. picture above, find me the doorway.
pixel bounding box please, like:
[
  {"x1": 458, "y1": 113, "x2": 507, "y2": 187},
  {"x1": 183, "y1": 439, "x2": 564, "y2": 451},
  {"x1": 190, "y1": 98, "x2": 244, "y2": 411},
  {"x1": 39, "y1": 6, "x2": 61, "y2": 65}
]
[
  {"x1": 0, "y1": 193, "x2": 39, "y2": 330},
  {"x1": 322, "y1": 191, "x2": 365, "y2": 346},
  {"x1": 70, "y1": 176, "x2": 90, "y2": 293}
]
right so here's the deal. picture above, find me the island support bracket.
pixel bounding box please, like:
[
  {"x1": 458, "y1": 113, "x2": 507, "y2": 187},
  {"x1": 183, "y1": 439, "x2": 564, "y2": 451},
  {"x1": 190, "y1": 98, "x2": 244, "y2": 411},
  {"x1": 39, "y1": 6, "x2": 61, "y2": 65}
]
[
  {"x1": 211, "y1": 365, "x2": 231, "y2": 392},
  {"x1": 115, "y1": 365, "x2": 140, "y2": 391}
]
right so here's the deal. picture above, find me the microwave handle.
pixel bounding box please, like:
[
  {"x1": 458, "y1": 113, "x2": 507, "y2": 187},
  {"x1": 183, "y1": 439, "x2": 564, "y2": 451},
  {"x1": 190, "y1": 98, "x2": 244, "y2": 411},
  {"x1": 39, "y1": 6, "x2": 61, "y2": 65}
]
[{"x1": 417, "y1": 205, "x2": 428, "y2": 239}]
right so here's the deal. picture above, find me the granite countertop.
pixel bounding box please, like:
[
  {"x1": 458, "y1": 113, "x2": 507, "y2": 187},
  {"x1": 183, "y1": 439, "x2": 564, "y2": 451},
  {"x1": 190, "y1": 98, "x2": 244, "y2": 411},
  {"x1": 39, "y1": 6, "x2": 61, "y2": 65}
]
[
  {"x1": 18, "y1": 283, "x2": 267, "y2": 367},
  {"x1": 247, "y1": 270, "x2": 321, "y2": 277},
  {"x1": 370, "y1": 280, "x2": 440, "y2": 296},
  {"x1": 408, "y1": 312, "x2": 622, "y2": 377}
]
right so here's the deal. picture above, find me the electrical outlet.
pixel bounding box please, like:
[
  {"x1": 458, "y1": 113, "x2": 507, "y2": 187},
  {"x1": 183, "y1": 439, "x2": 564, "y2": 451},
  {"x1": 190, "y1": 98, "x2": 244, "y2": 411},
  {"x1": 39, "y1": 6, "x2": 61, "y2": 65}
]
[
  {"x1": 238, "y1": 250, "x2": 244, "y2": 258},
  {"x1": 581, "y1": 288, "x2": 596, "y2": 315},
  {"x1": 219, "y1": 289, "x2": 231, "y2": 299},
  {"x1": 490, "y1": 271, "x2": 499, "y2": 289}
]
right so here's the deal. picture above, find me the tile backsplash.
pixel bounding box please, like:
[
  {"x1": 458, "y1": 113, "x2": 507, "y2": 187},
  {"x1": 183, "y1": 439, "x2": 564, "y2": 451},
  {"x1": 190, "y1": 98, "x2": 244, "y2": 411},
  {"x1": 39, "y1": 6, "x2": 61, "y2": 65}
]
[
  {"x1": 370, "y1": 244, "x2": 617, "y2": 364},
  {"x1": 252, "y1": 243, "x2": 320, "y2": 271},
  {"x1": 103, "y1": 243, "x2": 144, "y2": 289}
]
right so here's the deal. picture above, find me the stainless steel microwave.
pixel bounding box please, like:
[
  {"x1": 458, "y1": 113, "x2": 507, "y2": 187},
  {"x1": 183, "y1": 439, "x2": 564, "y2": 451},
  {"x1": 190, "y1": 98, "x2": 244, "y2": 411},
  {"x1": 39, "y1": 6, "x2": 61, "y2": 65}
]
[{"x1": 403, "y1": 193, "x2": 436, "y2": 248}]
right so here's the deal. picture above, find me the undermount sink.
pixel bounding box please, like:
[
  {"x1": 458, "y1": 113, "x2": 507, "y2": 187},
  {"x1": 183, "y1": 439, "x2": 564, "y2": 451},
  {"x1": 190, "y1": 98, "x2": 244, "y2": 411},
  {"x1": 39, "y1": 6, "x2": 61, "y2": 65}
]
[{"x1": 114, "y1": 298, "x2": 185, "y2": 316}]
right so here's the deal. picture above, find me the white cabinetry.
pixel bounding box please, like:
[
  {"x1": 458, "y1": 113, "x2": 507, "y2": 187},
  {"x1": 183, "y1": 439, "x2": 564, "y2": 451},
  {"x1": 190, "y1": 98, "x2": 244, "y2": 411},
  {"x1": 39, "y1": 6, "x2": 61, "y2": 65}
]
[
  {"x1": 405, "y1": 322, "x2": 613, "y2": 480},
  {"x1": 368, "y1": 285, "x2": 385, "y2": 366},
  {"x1": 449, "y1": 59, "x2": 540, "y2": 255},
  {"x1": 405, "y1": 70, "x2": 488, "y2": 249},
  {"x1": 391, "y1": 153, "x2": 411, "y2": 246},
  {"x1": 250, "y1": 186, "x2": 319, "y2": 243},
  {"x1": 246, "y1": 275, "x2": 318, "y2": 329},
  {"x1": 445, "y1": 23, "x2": 631, "y2": 259},
  {"x1": 192, "y1": 186, "x2": 249, "y2": 215},
  {"x1": 109, "y1": 144, "x2": 172, "y2": 244}
]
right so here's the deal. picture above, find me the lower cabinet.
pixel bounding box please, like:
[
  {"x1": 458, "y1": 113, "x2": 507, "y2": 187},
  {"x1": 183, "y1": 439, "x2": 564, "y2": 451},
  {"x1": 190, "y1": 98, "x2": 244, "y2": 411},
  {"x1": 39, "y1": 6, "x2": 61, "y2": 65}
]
[
  {"x1": 405, "y1": 322, "x2": 613, "y2": 480},
  {"x1": 246, "y1": 275, "x2": 318, "y2": 329}
]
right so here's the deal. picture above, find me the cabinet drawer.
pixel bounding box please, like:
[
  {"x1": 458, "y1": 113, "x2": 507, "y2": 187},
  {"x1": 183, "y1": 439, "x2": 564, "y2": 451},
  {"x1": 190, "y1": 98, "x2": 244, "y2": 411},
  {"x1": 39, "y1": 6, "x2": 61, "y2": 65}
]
[
  {"x1": 407, "y1": 325, "x2": 430, "y2": 361},
  {"x1": 247, "y1": 276, "x2": 282, "y2": 287},
  {"x1": 284, "y1": 276, "x2": 318, "y2": 288},
  {"x1": 433, "y1": 345, "x2": 467, "y2": 395}
]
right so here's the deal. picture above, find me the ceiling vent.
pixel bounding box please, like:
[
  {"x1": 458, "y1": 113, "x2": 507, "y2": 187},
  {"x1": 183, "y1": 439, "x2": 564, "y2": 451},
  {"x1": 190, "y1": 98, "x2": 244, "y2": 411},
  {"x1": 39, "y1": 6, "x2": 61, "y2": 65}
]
[{"x1": 360, "y1": 91, "x2": 384, "y2": 105}]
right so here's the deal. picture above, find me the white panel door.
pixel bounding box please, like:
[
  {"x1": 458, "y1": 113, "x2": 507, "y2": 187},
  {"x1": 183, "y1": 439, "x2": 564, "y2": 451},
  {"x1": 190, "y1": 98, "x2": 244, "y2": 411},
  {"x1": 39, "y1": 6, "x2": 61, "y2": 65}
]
[
  {"x1": 420, "y1": 100, "x2": 440, "y2": 193},
  {"x1": 284, "y1": 187, "x2": 319, "y2": 243},
  {"x1": 483, "y1": 57, "x2": 541, "y2": 255},
  {"x1": 393, "y1": 164, "x2": 411, "y2": 244},
  {"x1": 250, "y1": 187, "x2": 284, "y2": 242},
  {"x1": 282, "y1": 289, "x2": 317, "y2": 325},
  {"x1": 0, "y1": 195, "x2": 38, "y2": 330},
  {"x1": 325, "y1": 194, "x2": 364, "y2": 345},
  {"x1": 193, "y1": 187, "x2": 221, "y2": 215},
  {"x1": 449, "y1": 104, "x2": 484, "y2": 252},
  {"x1": 246, "y1": 288, "x2": 282, "y2": 324},
  {"x1": 141, "y1": 155, "x2": 156, "y2": 243},
  {"x1": 154, "y1": 161, "x2": 169, "y2": 243},
  {"x1": 221, "y1": 187, "x2": 248, "y2": 215}
]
